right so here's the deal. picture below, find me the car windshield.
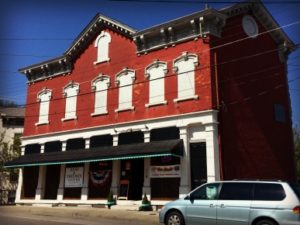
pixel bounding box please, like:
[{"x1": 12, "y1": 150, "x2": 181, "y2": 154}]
[{"x1": 289, "y1": 183, "x2": 300, "y2": 199}]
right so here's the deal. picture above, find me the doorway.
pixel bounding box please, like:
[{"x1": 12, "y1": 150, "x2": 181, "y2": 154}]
[
  {"x1": 190, "y1": 142, "x2": 207, "y2": 190},
  {"x1": 120, "y1": 159, "x2": 144, "y2": 200},
  {"x1": 44, "y1": 165, "x2": 60, "y2": 199}
]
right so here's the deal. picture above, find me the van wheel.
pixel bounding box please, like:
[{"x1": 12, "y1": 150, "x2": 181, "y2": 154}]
[
  {"x1": 255, "y1": 219, "x2": 277, "y2": 225},
  {"x1": 165, "y1": 211, "x2": 185, "y2": 225}
]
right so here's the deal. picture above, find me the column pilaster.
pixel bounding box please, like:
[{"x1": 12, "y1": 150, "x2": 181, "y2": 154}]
[
  {"x1": 57, "y1": 164, "x2": 66, "y2": 201},
  {"x1": 205, "y1": 123, "x2": 220, "y2": 182},
  {"x1": 111, "y1": 134, "x2": 120, "y2": 196},
  {"x1": 178, "y1": 126, "x2": 191, "y2": 198},
  {"x1": 35, "y1": 166, "x2": 46, "y2": 200},
  {"x1": 142, "y1": 130, "x2": 151, "y2": 200}
]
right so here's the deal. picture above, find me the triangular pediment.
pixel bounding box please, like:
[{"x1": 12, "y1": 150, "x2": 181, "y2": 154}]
[{"x1": 19, "y1": 14, "x2": 136, "y2": 83}]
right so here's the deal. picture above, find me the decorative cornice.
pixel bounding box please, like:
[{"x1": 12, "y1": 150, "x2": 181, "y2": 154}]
[
  {"x1": 19, "y1": 14, "x2": 136, "y2": 83},
  {"x1": 133, "y1": 8, "x2": 227, "y2": 54}
]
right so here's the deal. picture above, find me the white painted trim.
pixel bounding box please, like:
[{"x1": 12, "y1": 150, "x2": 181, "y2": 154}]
[
  {"x1": 174, "y1": 95, "x2": 199, "y2": 103},
  {"x1": 93, "y1": 58, "x2": 111, "y2": 65},
  {"x1": 91, "y1": 111, "x2": 108, "y2": 117},
  {"x1": 145, "y1": 100, "x2": 168, "y2": 108},
  {"x1": 35, "y1": 121, "x2": 49, "y2": 126},
  {"x1": 22, "y1": 110, "x2": 218, "y2": 142},
  {"x1": 115, "y1": 106, "x2": 135, "y2": 113},
  {"x1": 61, "y1": 116, "x2": 77, "y2": 122}
]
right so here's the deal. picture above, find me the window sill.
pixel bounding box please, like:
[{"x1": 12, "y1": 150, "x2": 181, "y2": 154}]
[
  {"x1": 94, "y1": 58, "x2": 110, "y2": 65},
  {"x1": 61, "y1": 116, "x2": 77, "y2": 122},
  {"x1": 145, "y1": 100, "x2": 167, "y2": 108},
  {"x1": 35, "y1": 121, "x2": 49, "y2": 126},
  {"x1": 174, "y1": 95, "x2": 198, "y2": 103},
  {"x1": 91, "y1": 111, "x2": 108, "y2": 117},
  {"x1": 115, "y1": 106, "x2": 135, "y2": 113}
]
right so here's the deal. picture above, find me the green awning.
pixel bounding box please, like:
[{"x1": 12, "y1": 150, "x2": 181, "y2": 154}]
[{"x1": 5, "y1": 139, "x2": 183, "y2": 168}]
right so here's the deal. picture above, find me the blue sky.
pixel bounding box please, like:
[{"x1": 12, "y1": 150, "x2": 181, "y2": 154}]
[{"x1": 0, "y1": 0, "x2": 299, "y2": 128}]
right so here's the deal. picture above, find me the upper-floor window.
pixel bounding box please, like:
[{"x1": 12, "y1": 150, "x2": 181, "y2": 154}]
[
  {"x1": 36, "y1": 88, "x2": 52, "y2": 126},
  {"x1": 173, "y1": 52, "x2": 198, "y2": 102},
  {"x1": 62, "y1": 81, "x2": 79, "y2": 121},
  {"x1": 145, "y1": 60, "x2": 168, "y2": 107},
  {"x1": 115, "y1": 68, "x2": 135, "y2": 112},
  {"x1": 91, "y1": 75, "x2": 110, "y2": 116},
  {"x1": 274, "y1": 104, "x2": 286, "y2": 123},
  {"x1": 94, "y1": 31, "x2": 111, "y2": 64}
]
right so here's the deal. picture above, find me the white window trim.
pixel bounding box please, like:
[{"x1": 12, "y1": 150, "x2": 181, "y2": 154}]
[
  {"x1": 61, "y1": 81, "x2": 79, "y2": 122},
  {"x1": 35, "y1": 88, "x2": 52, "y2": 126},
  {"x1": 174, "y1": 95, "x2": 199, "y2": 103},
  {"x1": 115, "y1": 68, "x2": 135, "y2": 112},
  {"x1": 145, "y1": 101, "x2": 168, "y2": 108},
  {"x1": 91, "y1": 74, "x2": 110, "y2": 116},
  {"x1": 145, "y1": 60, "x2": 168, "y2": 108},
  {"x1": 173, "y1": 52, "x2": 199, "y2": 102},
  {"x1": 94, "y1": 31, "x2": 111, "y2": 65}
]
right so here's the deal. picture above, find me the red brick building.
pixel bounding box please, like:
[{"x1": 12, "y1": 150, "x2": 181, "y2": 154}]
[{"x1": 6, "y1": 0, "x2": 296, "y2": 205}]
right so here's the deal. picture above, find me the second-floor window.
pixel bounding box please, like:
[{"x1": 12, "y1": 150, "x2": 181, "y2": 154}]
[
  {"x1": 94, "y1": 31, "x2": 111, "y2": 64},
  {"x1": 115, "y1": 68, "x2": 135, "y2": 112},
  {"x1": 145, "y1": 60, "x2": 168, "y2": 107},
  {"x1": 36, "y1": 88, "x2": 52, "y2": 125},
  {"x1": 91, "y1": 75, "x2": 110, "y2": 116},
  {"x1": 62, "y1": 82, "x2": 79, "y2": 121},
  {"x1": 173, "y1": 52, "x2": 198, "y2": 102}
]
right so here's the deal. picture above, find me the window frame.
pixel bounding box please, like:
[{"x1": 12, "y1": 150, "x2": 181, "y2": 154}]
[
  {"x1": 94, "y1": 31, "x2": 111, "y2": 65},
  {"x1": 35, "y1": 88, "x2": 52, "y2": 126},
  {"x1": 173, "y1": 52, "x2": 199, "y2": 103},
  {"x1": 91, "y1": 74, "x2": 110, "y2": 116},
  {"x1": 115, "y1": 68, "x2": 135, "y2": 112},
  {"x1": 62, "y1": 81, "x2": 79, "y2": 121},
  {"x1": 145, "y1": 60, "x2": 168, "y2": 107}
]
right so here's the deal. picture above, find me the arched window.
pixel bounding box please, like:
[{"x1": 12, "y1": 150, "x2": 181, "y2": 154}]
[
  {"x1": 91, "y1": 75, "x2": 110, "y2": 116},
  {"x1": 145, "y1": 60, "x2": 168, "y2": 107},
  {"x1": 173, "y1": 52, "x2": 198, "y2": 102},
  {"x1": 62, "y1": 81, "x2": 79, "y2": 121},
  {"x1": 36, "y1": 88, "x2": 52, "y2": 125},
  {"x1": 115, "y1": 68, "x2": 135, "y2": 112},
  {"x1": 94, "y1": 31, "x2": 111, "y2": 64}
]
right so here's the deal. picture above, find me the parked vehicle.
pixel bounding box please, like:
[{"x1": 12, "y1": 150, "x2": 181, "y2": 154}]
[{"x1": 159, "y1": 180, "x2": 300, "y2": 225}]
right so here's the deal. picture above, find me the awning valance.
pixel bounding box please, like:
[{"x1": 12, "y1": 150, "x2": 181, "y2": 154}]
[{"x1": 5, "y1": 139, "x2": 183, "y2": 168}]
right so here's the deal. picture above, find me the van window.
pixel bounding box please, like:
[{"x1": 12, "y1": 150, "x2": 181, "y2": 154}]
[
  {"x1": 191, "y1": 183, "x2": 220, "y2": 200},
  {"x1": 289, "y1": 183, "x2": 300, "y2": 199},
  {"x1": 219, "y1": 183, "x2": 253, "y2": 200},
  {"x1": 254, "y1": 183, "x2": 286, "y2": 201}
]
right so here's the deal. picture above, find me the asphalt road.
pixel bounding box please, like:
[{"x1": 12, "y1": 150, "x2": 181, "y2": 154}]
[{"x1": 0, "y1": 213, "x2": 156, "y2": 225}]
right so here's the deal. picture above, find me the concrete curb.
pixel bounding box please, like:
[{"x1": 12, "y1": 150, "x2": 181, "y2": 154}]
[{"x1": 0, "y1": 205, "x2": 159, "y2": 224}]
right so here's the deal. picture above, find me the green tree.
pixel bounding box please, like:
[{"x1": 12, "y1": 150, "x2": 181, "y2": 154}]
[
  {"x1": 0, "y1": 131, "x2": 21, "y2": 173},
  {"x1": 294, "y1": 127, "x2": 300, "y2": 182}
]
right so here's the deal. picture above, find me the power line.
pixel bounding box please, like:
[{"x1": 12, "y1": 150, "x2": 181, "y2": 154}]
[
  {"x1": 15, "y1": 72, "x2": 300, "y2": 119},
  {"x1": 109, "y1": 0, "x2": 300, "y2": 4}
]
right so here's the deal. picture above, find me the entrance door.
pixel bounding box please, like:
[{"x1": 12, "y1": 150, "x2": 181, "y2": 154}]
[
  {"x1": 44, "y1": 165, "x2": 60, "y2": 199},
  {"x1": 190, "y1": 142, "x2": 207, "y2": 190},
  {"x1": 120, "y1": 159, "x2": 144, "y2": 200}
]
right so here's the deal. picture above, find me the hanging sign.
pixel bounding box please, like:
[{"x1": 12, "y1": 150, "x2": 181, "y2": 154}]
[
  {"x1": 65, "y1": 167, "x2": 84, "y2": 188},
  {"x1": 150, "y1": 165, "x2": 181, "y2": 178}
]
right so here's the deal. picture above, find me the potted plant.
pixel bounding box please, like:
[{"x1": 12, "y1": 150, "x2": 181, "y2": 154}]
[
  {"x1": 139, "y1": 194, "x2": 152, "y2": 211},
  {"x1": 107, "y1": 191, "x2": 116, "y2": 209}
]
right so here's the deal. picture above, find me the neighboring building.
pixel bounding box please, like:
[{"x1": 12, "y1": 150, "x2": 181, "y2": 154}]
[
  {"x1": 6, "y1": 0, "x2": 296, "y2": 206},
  {"x1": 0, "y1": 107, "x2": 24, "y2": 204}
]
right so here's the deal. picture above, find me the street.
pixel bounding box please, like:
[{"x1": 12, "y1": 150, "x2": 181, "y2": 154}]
[
  {"x1": 0, "y1": 213, "x2": 157, "y2": 225},
  {"x1": 0, "y1": 206, "x2": 160, "y2": 225}
]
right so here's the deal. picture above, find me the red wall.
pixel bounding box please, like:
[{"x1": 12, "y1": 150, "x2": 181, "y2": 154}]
[
  {"x1": 213, "y1": 14, "x2": 296, "y2": 181},
  {"x1": 24, "y1": 28, "x2": 213, "y2": 137}
]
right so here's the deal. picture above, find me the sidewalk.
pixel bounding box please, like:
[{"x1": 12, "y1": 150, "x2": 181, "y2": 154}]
[{"x1": 0, "y1": 205, "x2": 160, "y2": 224}]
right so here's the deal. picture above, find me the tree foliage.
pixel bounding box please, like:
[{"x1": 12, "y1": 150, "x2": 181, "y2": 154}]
[
  {"x1": 294, "y1": 127, "x2": 300, "y2": 182},
  {"x1": 0, "y1": 131, "x2": 21, "y2": 173}
]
